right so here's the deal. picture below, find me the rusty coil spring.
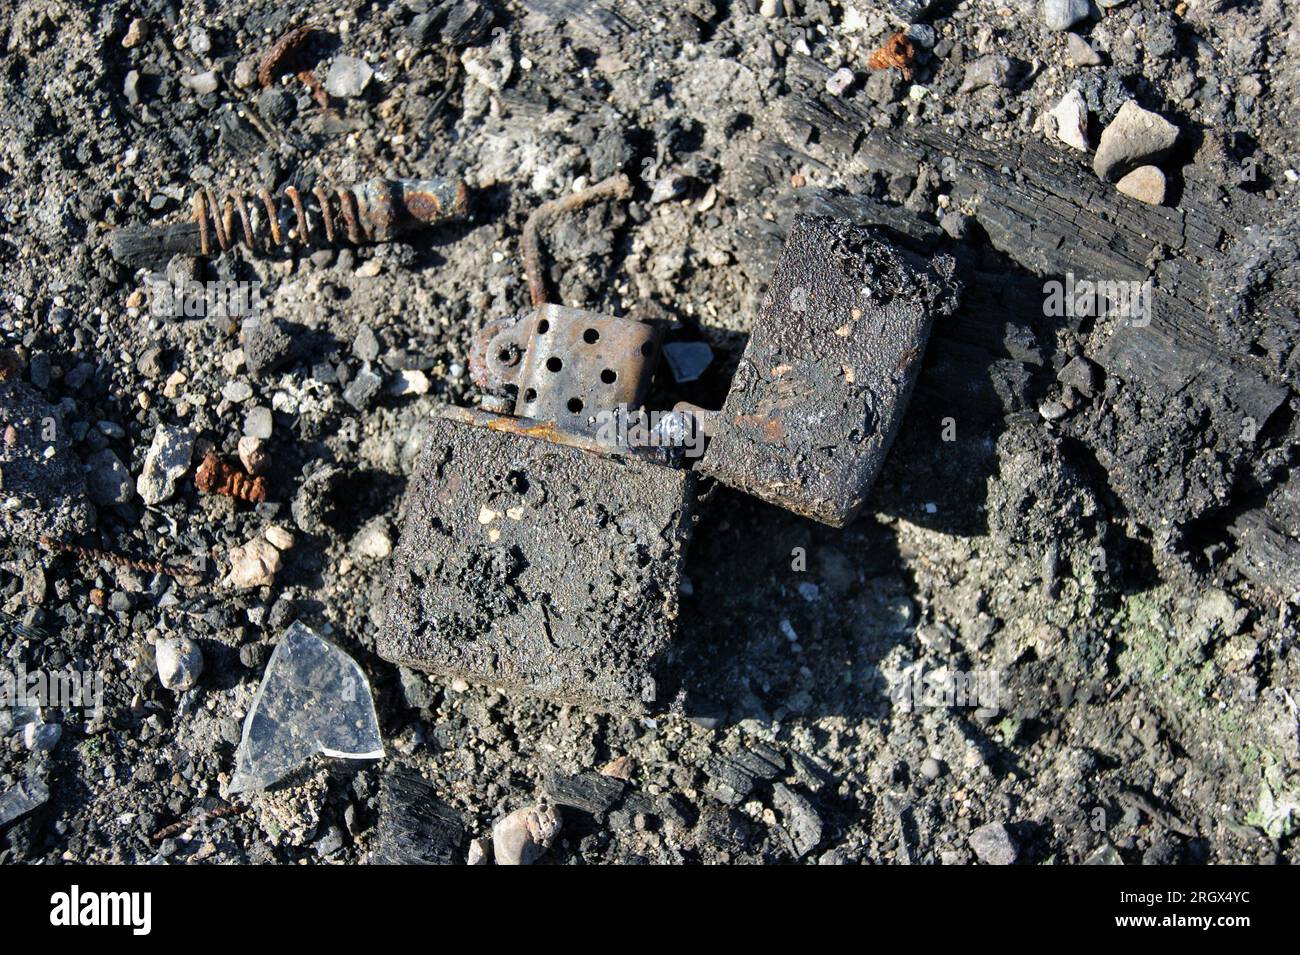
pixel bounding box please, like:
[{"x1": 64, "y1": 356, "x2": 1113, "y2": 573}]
[{"x1": 193, "y1": 183, "x2": 367, "y2": 255}]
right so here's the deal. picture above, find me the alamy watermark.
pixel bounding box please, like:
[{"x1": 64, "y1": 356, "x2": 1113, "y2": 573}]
[
  {"x1": 591, "y1": 404, "x2": 707, "y2": 459},
  {"x1": 888, "y1": 662, "x2": 1002, "y2": 712},
  {"x1": 146, "y1": 277, "x2": 264, "y2": 319},
  {"x1": 1042, "y1": 271, "x2": 1151, "y2": 327},
  {"x1": 1, "y1": 662, "x2": 104, "y2": 718}
]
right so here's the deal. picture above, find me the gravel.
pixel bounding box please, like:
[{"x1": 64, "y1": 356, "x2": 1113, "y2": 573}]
[{"x1": 0, "y1": 0, "x2": 1295, "y2": 869}]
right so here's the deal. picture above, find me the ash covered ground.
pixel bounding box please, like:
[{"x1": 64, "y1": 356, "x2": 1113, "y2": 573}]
[{"x1": 1, "y1": 0, "x2": 1298, "y2": 864}]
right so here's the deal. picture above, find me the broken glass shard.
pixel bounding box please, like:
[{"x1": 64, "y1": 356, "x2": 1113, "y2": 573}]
[{"x1": 229, "y1": 622, "x2": 384, "y2": 794}]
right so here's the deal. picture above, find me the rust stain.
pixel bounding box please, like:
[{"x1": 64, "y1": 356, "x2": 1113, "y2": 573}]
[
  {"x1": 734, "y1": 413, "x2": 786, "y2": 443},
  {"x1": 867, "y1": 32, "x2": 916, "y2": 81}
]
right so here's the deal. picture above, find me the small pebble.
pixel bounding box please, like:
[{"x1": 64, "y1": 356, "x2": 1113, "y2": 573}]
[
  {"x1": 1115, "y1": 165, "x2": 1167, "y2": 205},
  {"x1": 1093, "y1": 100, "x2": 1179, "y2": 182},
  {"x1": 238, "y1": 435, "x2": 269, "y2": 474},
  {"x1": 825, "y1": 68, "x2": 855, "y2": 97},
  {"x1": 491, "y1": 804, "x2": 561, "y2": 865},
  {"x1": 324, "y1": 55, "x2": 373, "y2": 98},
  {"x1": 222, "y1": 380, "x2": 254, "y2": 403},
  {"x1": 264, "y1": 525, "x2": 295, "y2": 551},
  {"x1": 1065, "y1": 32, "x2": 1102, "y2": 67},
  {"x1": 23, "y1": 722, "x2": 62, "y2": 752},
  {"x1": 226, "y1": 536, "x2": 282, "y2": 588},
  {"x1": 1049, "y1": 89, "x2": 1089, "y2": 152},
  {"x1": 156, "y1": 637, "x2": 203, "y2": 691},
  {"x1": 244, "y1": 406, "x2": 273, "y2": 440},
  {"x1": 969, "y1": 822, "x2": 1019, "y2": 865},
  {"x1": 1043, "y1": 0, "x2": 1092, "y2": 32}
]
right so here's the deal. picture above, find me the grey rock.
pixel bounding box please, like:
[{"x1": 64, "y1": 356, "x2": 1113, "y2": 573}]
[
  {"x1": 825, "y1": 67, "x2": 856, "y2": 97},
  {"x1": 906, "y1": 23, "x2": 936, "y2": 49},
  {"x1": 136, "y1": 347, "x2": 166, "y2": 379},
  {"x1": 85, "y1": 448, "x2": 133, "y2": 506},
  {"x1": 156, "y1": 636, "x2": 203, "y2": 691},
  {"x1": 241, "y1": 318, "x2": 295, "y2": 377},
  {"x1": 243, "y1": 406, "x2": 273, "y2": 440},
  {"x1": 398, "y1": 667, "x2": 436, "y2": 710},
  {"x1": 188, "y1": 26, "x2": 212, "y2": 55},
  {"x1": 222, "y1": 380, "x2": 253, "y2": 403},
  {"x1": 292, "y1": 465, "x2": 342, "y2": 534},
  {"x1": 1050, "y1": 89, "x2": 1090, "y2": 151},
  {"x1": 1066, "y1": 32, "x2": 1103, "y2": 66},
  {"x1": 1058, "y1": 355, "x2": 1098, "y2": 396},
  {"x1": 649, "y1": 174, "x2": 691, "y2": 205},
  {"x1": 22, "y1": 722, "x2": 62, "y2": 752},
  {"x1": 182, "y1": 71, "x2": 220, "y2": 96},
  {"x1": 64, "y1": 362, "x2": 95, "y2": 390},
  {"x1": 136, "y1": 424, "x2": 194, "y2": 505},
  {"x1": 865, "y1": 68, "x2": 904, "y2": 104},
  {"x1": 466, "y1": 836, "x2": 491, "y2": 865},
  {"x1": 920, "y1": 756, "x2": 944, "y2": 779},
  {"x1": 344, "y1": 367, "x2": 384, "y2": 410},
  {"x1": 352, "y1": 324, "x2": 380, "y2": 363},
  {"x1": 1085, "y1": 843, "x2": 1124, "y2": 864},
  {"x1": 958, "y1": 55, "x2": 1013, "y2": 93},
  {"x1": 491, "y1": 804, "x2": 561, "y2": 865},
  {"x1": 940, "y1": 211, "x2": 972, "y2": 239},
  {"x1": 0, "y1": 779, "x2": 49, "y2": 827},
  {"x1": 1043, "y1": 0, "x2": 1093, "y2": 31},
  {"x1": 1093, "y1": 100, "x2": 1179, "y2": 181},
  {"x1": 28, "y1": 352, "x2": 51, "y2": 388},
  {"x1": 314, "y1": 825, "x2": 345, "y2": 856},
  {"x1": 969, "y1": 822, "x2": 1019, "y2": 864},
  {"x1": 257, "y1": 87, "x2": 296, "y2": 126},
  {"x1": 324, "y1": 56, "x2": 373, "y2": 99}
]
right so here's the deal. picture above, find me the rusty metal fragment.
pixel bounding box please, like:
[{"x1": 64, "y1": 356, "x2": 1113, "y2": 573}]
[
  {"x1": 195, "y1": 449, "x2": 267, "y2": 503},
  {"x1": 471, "y1": 304, "x2": 661, "y2": 437},
  {"x1": 699, "y1": 215, "x2": 958, "y2": 527},
  {"x1": 867, "y1": 32, "x2": 917, "y2": 81},
  {"x1": 109, "y1": 177, "x2": 469, "y2": 266},
  {"x1": 521, "y1": 174, "x2": 633, "y2": 307},
  {"x1": 257, "y1": 24, "x2": 318, "y2": 88}
]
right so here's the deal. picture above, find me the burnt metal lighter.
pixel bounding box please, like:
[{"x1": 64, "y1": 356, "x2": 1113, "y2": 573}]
[{"x1": 378, "y1": 215, "x2": 958, "y2": 709}]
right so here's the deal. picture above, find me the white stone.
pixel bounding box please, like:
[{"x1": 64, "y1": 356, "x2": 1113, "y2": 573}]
[
  {"x1": 156, "y1": 636, "x2": 203, "y2": 691},
  {"x1": 227, "y1": 537, "x2": 282, "y2": 588},
  {"x1": 491, "y1": 804, "x2": 561, "y2": 865},
  {"x1": 1050, "y1": 89, "x2": 1089, "y2": 151}
]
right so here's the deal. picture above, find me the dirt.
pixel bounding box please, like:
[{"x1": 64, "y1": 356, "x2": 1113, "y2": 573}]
[{"x1": 0, "y1": 0, "x2": 1297, "y2": 864}]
